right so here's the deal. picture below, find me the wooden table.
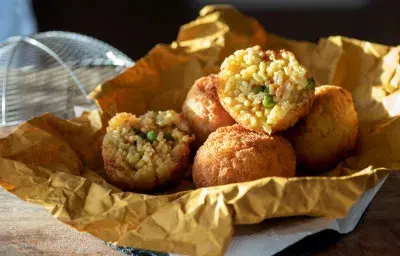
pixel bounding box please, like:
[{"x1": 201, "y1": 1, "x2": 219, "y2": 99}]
[
  {"x1": 0, "y1": 188, "x2": 121, "y2": 256},
  {"x1": 0, "y1": 127, "x2": 399, "y2": 256}
]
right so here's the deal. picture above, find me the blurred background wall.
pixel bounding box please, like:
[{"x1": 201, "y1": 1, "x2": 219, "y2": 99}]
[
  {"x1": 3, "y1": 0, "x2": 400, "y2": 60},
  {"x1": 0, "y1": 0, "x2": 37, "y2": 42}
]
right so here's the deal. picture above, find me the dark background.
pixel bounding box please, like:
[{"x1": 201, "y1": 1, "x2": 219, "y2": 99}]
[
  {"x1": 33, "y1": 0, "x2": 400, "y2": 60},
  {"x1": 32, "y1": 0, "x2": 400, "y2": 60}
]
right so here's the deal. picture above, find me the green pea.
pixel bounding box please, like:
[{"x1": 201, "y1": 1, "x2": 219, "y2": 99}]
[
  {"x1": 253, "y1": 85, "x2": 263, "y2": 94},
  {"x1": 164, "y1": 133, "x2": 174, "y2": 141},
  {"x1": 263, "y1": 94, "x2": 276, "y2": 108},
  {"x1": 264, "y1": 86, "x2": 270, "y2": 94},
  {"x1": 146, "y1": 130, "x2": 157, "y2": 142},
  {"x1": 306, "y1": 77, "x2": 315, "y2": 90}
]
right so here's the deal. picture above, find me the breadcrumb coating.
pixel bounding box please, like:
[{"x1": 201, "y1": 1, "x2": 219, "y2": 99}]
[{"x1": 193, "y1": 125, "x2": 296, "y2": 187}]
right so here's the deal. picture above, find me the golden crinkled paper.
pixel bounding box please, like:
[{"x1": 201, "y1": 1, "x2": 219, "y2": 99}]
[{"x1": 1, "y1": 5, "x2": 400, "y2": 256}]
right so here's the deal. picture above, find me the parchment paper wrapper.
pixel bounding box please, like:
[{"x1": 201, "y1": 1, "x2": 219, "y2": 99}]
[{"x1": 1, "y1": 5, "x2": 400, "y2": 256}]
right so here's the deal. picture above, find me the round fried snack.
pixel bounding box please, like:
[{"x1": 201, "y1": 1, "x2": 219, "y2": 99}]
[
  {"x1": 218, "y1": 46, "x2": 315, "y2": 134},
  {"x1": 102, "y1": 110, "x2": 194, "y2": 191},
  {"x1": 193, "y1": 125, "x2": 296, "y2": 188},
  {"x1": 182, "y1": 75, "x2": 236, "y2": 147},
  {"x1": 285, "y1": 85, "x2": 359, "y2": 172}
]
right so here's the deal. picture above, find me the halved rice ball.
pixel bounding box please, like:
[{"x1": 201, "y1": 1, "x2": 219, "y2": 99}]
[
  {"x1": 218, "y1": 46, "x2": 315, "y2": 134},
  {"x1": 102, "y1": 110, "x2": 194, "y2": 192}
]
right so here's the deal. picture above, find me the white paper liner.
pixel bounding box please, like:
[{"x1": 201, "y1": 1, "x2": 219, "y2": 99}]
[{"x1": 225, "y1": 176, "x2": 387, "y2": 255}]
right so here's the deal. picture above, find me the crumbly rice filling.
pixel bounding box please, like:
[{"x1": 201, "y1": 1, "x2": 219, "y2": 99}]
[
  {"x1": 219, "y1": 46, "x2": 314, "y2": 133},
  {"x1": 103, "y1": 110, "x2": 192, "y2": 184}
]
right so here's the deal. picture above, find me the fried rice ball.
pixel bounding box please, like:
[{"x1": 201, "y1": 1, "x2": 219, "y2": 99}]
[
  {"x1": 285, "y1": 85, "x2": 359, "y2": 172},
  {"x1": 218, "y1": 46, "x2": 315, "y2": 134},
  {"x1": 182, "y1": 75, "x2": 236, "y2": 147},
  {"x1": 193, "y1": 125, "x2": 296, "y2": 188},
  {"x1": 102, "y1": 110, "x2": 194, "y2": 191}
]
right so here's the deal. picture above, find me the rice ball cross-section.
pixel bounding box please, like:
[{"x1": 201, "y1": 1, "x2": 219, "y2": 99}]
[
  {"x1": 102, "y1": 110, "x2": 194, "y2": 192},
  {"x1": 193, "y1": 125, "x2": 296, "y2": 188},
  {"x1": 218, "y1": 46, "x2": 315, "y2": 134},
  {"x1": 182, "y1": 75, "x2": 236, "y2": 148}
]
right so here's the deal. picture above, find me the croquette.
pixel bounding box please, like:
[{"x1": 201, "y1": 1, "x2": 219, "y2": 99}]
[
  {"x1": 182, "y1": 75, "x2": 236, "y2": 147},
  {"x1": 285, "y1": 85, "x2": 359, "y2": 172},
  {"x1": 102, "y1": 110, "x2": 194, "y2": 191},
  {"x1": 217, "y1": 46, "x2": 315, "y2": 134},
  {"x1": 193, "y1": 125, "x2": 296, "y2": 188}
]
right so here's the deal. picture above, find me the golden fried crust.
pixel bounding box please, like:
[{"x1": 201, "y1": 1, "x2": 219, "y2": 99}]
[
  {"x1": 192, "y1": 125, "x2": 296, "y2": 188},
  {"x1": 182, "y1": 75, "x2": 236, "y2": 148},
  {"x1": 102, "y1": 142, "x2": 191, "y2": 192},
  {"x1": 284, "y1": 85, "x2": 359, "y2": 172}
]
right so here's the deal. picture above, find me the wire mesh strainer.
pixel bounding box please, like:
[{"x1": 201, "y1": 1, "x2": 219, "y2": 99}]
[{"x1": 0, "y1": 31, "x2": 134, "y2": 126}]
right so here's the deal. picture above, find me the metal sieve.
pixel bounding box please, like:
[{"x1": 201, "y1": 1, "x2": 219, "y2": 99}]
[{"x1": 0, "y1": 31, "x2": 134, "y2": 126}]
